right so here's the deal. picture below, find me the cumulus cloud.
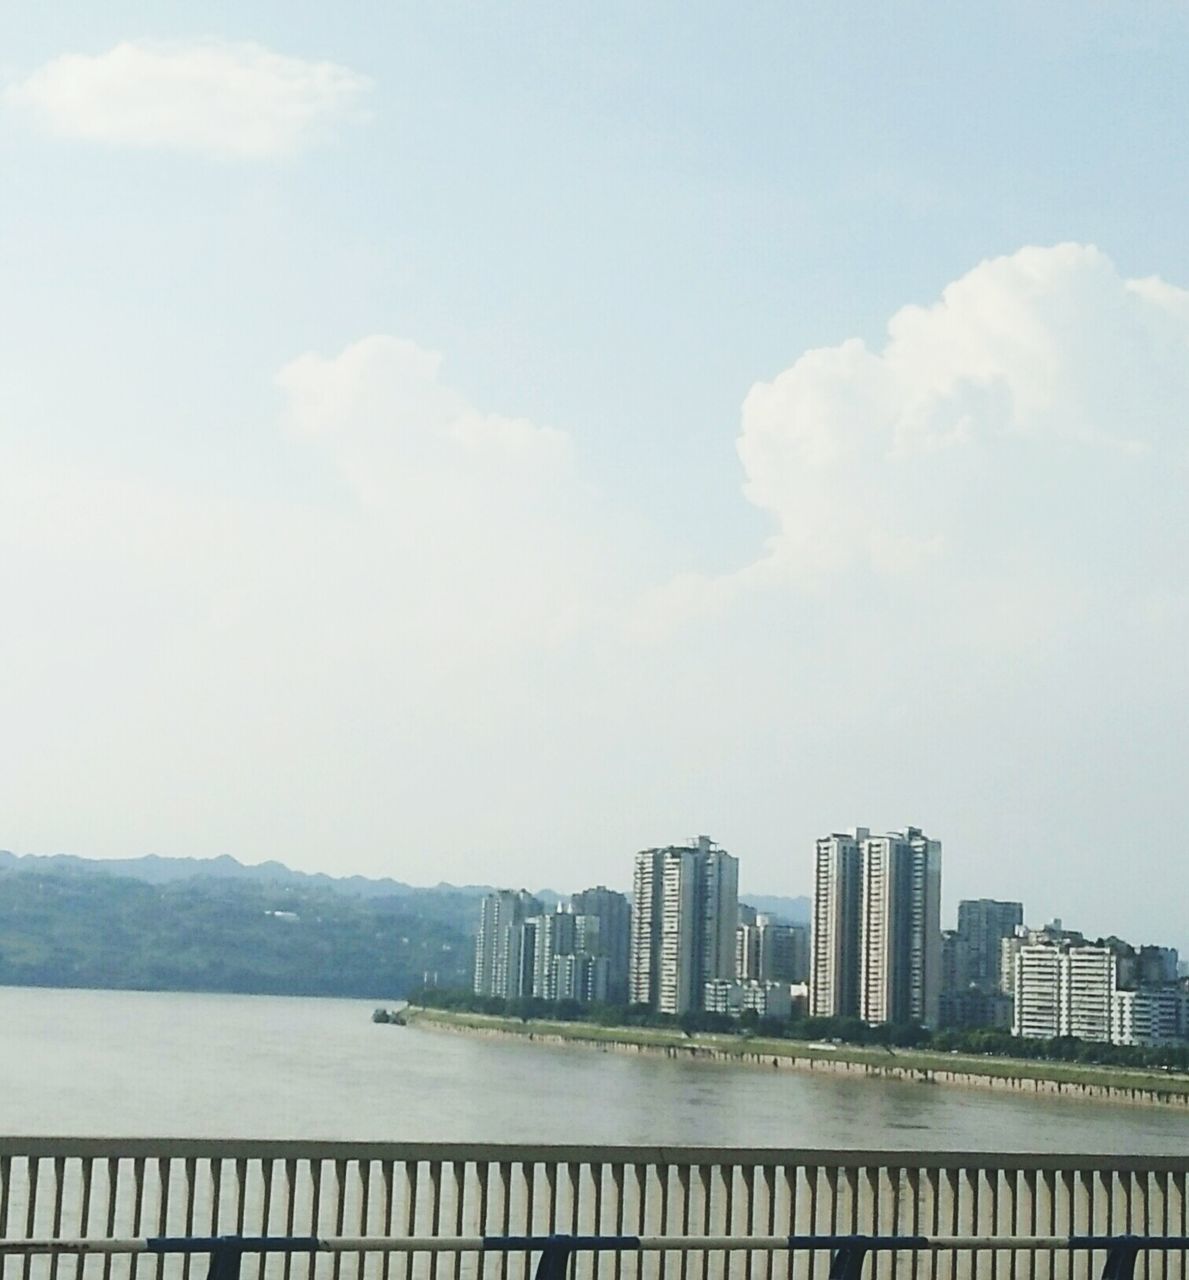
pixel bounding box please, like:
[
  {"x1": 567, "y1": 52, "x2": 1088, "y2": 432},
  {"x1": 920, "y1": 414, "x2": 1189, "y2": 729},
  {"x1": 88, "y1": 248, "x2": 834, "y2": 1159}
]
[
  {"x1": 5, "y1": 40, "x2": 371, "y2": 157},
  {"x1": 737, "y1": 243, "x2": 1189, "y2": 598}
]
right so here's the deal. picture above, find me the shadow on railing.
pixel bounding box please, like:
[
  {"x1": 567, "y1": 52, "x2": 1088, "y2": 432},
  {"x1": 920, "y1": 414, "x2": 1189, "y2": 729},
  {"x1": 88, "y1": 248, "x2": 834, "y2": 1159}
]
[{"x1": 3, "y1": 1233, "x2": 1189, "y2": 1280}]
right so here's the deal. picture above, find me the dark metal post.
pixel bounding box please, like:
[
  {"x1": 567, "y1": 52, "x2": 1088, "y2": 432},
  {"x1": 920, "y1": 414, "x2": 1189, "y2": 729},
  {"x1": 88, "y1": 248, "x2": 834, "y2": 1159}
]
[
  {"x1": 206, "y1": 1243, "x2": 245, "y2": 1280},
  {"x1": 532, "y1": 1237, "x2": 576, "y2": 1280},
  {"x1": 1100, "y1": 1238, "x2": 1141, "y2": 1280},
  {"x1": 827, "y1": 1237, "x2": 871, "y2": 1280}
]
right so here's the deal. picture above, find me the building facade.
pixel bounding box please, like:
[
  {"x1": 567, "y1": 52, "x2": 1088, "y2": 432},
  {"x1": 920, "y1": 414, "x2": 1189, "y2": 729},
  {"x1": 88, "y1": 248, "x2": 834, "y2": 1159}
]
[
  {"x1": 1013, "y1": 938, "x2": 1187, "y2": 1046},
  {"x1": 811, "y1": 827, "x2": 942, "y2": 1026},
  {"x1": 810, "y1": 831, "x2": 863, "y2": 1018},
  {"x1": 738, "y1": 915, "x2": 809, "y2": 984},
  {"x1": 473, "y1": 889, "x2": 544, "y2": 999},
  {"x1": 570, "y1": 885, "x2": 632, "y2": 1004},
  {"x1": 630, "y1": 836, "x2": 739, "y2": 1015}
]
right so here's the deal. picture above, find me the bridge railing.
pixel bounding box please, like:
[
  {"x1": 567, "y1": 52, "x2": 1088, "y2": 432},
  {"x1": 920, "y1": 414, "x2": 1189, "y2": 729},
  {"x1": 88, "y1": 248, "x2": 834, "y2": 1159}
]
[{"x1": 1, "y1": 1141, "x2": 1186, "y2": 1280}]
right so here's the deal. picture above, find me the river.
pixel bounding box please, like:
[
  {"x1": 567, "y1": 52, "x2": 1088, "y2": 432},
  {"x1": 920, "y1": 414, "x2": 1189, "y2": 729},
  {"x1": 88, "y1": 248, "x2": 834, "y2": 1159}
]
[{"x1": 4, "y1": 986, "x2": 1189, "y2": 1151}]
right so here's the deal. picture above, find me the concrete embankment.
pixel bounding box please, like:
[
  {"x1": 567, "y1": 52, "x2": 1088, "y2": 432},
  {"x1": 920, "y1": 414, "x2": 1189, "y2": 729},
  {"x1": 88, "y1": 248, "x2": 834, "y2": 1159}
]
[{"x1": 408, "y1": 1011, "x2": 1189, "y2": 1111}]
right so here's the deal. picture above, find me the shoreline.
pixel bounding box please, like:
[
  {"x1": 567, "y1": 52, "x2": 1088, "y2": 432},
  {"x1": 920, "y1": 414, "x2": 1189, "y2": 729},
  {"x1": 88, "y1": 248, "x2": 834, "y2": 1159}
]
[{"x1": 406, "y1": 1007, "x2": 1189, "y2": 1110}]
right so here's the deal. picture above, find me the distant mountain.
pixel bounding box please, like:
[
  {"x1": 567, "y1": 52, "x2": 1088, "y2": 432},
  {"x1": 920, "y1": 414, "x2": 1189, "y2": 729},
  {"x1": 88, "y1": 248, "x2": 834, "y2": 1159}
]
[
  {"x1": 0, "y1": 867, "x2": 475, "y2": 998},
  {"x1": 739, "y1": 893, "x2": 811, "y2": 924},
  {"x1": 0, "y1": 849, "x2": 563, "y2": 908}
]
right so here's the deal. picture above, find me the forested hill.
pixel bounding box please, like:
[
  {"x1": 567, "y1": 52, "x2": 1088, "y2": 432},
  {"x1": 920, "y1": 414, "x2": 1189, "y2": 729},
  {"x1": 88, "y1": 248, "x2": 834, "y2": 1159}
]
[
  {"x1": 0, "y1": 851, "x2": 810, "y2": 998},
  {"x1": 0, "y1": 869, "x2": 477, "y2": 998}
]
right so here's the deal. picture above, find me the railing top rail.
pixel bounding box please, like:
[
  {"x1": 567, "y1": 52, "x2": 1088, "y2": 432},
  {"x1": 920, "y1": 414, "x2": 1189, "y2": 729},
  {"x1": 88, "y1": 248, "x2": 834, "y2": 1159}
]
[{"x1": 1, "y1": 1138, "x2": 1187, "y2": 1174}]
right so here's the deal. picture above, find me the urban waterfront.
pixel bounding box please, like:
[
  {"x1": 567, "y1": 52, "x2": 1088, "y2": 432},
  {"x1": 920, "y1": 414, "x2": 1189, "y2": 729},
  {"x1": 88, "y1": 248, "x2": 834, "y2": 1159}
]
[{"x1": 5, "y1": 985, "x2": 1189, "y2": 1151}]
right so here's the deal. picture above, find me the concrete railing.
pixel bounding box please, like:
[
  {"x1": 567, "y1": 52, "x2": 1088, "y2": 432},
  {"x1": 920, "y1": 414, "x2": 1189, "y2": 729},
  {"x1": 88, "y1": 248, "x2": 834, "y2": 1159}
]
[{"x1": 1, "y1": 1142, "x2": 1185, "y2": 1280}]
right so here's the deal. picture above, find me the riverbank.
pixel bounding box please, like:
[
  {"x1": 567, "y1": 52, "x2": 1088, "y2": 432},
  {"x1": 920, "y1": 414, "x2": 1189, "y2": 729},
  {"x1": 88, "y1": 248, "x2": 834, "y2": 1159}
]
[{"x1": 406, "y1": 1007, "x2": 1189, "y2": 1109}]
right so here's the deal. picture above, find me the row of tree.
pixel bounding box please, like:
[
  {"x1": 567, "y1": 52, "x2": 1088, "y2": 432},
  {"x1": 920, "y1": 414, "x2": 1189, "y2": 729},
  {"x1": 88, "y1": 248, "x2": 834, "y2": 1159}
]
[{"x1": 409, "y1": 987, "x2": 1189, "y2": 1072}]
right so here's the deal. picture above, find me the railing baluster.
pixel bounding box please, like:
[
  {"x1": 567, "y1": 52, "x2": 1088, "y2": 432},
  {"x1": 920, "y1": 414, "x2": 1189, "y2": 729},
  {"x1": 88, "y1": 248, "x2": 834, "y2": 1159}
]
[
  {"x1": 762, "y1": 1164, "x2": 777, "y2": 1280},
  {"x1": 76, "y1": 1159, "x2": 94, "y2": 1280},
  {"x1": 281, "y1": 1161, "x2": 299, "y2": 1280},
  {"x1": 22, "y1": 1156, "x2": 41, "y2": 1280},
  {"x1": 1172, "y1": 1168, "x2": 1187, "y2": 1280},
  {"x1": 446, "y1": 1162, "x2": 463, "y2": 1280},
  {"x1": 256, "y1": 1160, "x2": 272, "y2": 1280},
  {"x1": 805, "y1": 1164, "x2": 820, "y2": 1280},
  {"x1": 497, "y1": 1162, "x2": 512, "y2": 1280},
  {"x1": 151, "y1": 1160, "x2": 169, "y2": 1280},
  {"x1": 180, "y1": 1159, "x2": 196, "y2": 1280},
  {"x1": 611, "y1": 1165, "x2": 626, "y2": 1280},
  {"x1": 592, "y1": 1164, "x2": 606, "y2": 1280},
  {"x1": 402, "y1": 1162, "x2": 419, "y2": 1280}
]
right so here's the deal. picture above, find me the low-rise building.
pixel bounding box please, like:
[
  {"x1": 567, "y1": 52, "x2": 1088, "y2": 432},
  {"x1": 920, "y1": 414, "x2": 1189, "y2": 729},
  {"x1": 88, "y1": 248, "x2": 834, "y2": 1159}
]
[{"x1": 704, "y1": 979, "x2": 793, "y2": 1020}]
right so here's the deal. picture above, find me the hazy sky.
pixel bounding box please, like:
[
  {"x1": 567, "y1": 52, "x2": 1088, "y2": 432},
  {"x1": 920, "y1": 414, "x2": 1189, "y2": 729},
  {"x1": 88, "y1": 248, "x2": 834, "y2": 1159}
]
[{"x1": 3, "y1": 4, "x2": 1189, "y2": 947}]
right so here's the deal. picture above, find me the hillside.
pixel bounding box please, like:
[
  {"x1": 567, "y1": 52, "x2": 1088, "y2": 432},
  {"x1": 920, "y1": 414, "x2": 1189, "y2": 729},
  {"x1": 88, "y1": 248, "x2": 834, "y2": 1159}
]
[{"x1": 0, "y1": 870, "x2": 473, "y2": 998}]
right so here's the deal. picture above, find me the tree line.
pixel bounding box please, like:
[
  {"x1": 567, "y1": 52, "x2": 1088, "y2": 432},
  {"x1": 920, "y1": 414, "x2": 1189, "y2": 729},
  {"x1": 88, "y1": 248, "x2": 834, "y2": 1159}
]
[{"x1": 410, "y1": 987, "x2": 1189, "y2": 1073}]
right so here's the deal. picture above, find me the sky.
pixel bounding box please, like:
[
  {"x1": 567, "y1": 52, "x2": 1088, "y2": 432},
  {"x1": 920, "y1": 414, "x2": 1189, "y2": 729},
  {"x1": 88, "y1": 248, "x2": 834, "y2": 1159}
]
[{"x1": 2, "y1": 3, "x2": 1189, "y2": 947}]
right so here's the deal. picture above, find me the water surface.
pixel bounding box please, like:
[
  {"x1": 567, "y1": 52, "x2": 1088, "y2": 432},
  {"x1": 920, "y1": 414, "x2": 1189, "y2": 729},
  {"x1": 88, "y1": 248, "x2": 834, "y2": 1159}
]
[{"x1": 4, "y1": 986, "x2": 1188, "y2": 1151}]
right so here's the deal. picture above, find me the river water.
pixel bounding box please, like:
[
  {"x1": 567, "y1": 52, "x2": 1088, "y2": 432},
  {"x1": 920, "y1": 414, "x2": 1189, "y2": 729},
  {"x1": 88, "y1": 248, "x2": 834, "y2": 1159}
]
[{"x1": 4, "y1": 985, "x2": 1189, "y2": 1151}]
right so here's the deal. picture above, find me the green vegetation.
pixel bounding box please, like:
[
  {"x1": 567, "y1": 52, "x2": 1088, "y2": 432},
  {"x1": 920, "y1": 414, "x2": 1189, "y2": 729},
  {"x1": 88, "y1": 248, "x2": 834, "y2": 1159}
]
[
  {"x1": 411, "y1": 986, "x2": 1189, "y2": 1075},
  {"x1": 409, "y1": 1004, "x2": 1189, "y2": 1097},
  {"x1": 0, "y1": 870, "x2": 473, "y2": 998}
]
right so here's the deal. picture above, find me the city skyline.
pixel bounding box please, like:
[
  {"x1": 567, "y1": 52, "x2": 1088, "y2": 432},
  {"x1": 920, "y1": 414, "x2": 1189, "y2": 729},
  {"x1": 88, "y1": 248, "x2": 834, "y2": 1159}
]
[{"x1": 468, "y1": 824, "x2": 1185, "y2": 1043}]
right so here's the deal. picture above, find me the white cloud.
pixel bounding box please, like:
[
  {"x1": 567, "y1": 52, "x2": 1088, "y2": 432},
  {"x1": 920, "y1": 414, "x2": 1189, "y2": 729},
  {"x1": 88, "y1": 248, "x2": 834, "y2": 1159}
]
[
  {"x1": 5, "y1": 40, "x2": 371, "y2": 158},
  {"x1": 736, "y1": 243, "x2": 1189, "y2": 591}
]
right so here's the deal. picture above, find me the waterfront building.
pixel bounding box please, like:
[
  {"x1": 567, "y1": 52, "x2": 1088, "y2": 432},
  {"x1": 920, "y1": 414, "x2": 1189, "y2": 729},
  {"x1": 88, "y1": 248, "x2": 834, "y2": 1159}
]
[
  {"x1": 570, "y1": 885, "x2": 632, "y2": 1004},
  {"x1": 940, "y1": 899, "x2": 1024, "y2": 1028},
  {"x1": 1013, "y1": 936, "x2": 1186, "y2": 1046},
  {"x1": 529, "y1": 907, "x2": 578, "y2": 1001},
  {"x1": 1113, "y1": 986, "x2": 1188, "y2": 1046},
  {"x1": 553, "y1": 952, "x2": 610, "y2": 1004},
  {"x1": 473, "y1": 889, "x2": 544, "y2": 998},
  {"x1": 738, "y1": 915, "x2": 809, "y2": 983},
  {"x1": 703, "y1": 978, "x2": 794, "y2": 1020},
  {"x1": 812, "y1": 827, "x2": 942, "y2": 1026},
  {"x1": 957, "y1": 899, "x2": 1023, "y2": 989},
  {"x1": 810, "y1": 830, "x2": 863, "y2": 1017},
  {"x1": 1000, "y1": 920, "x2": 1084, "y2": 997},
  {"x1": 630, "y1": 836, "x2": 739, "y2": 1014},
  {"x1": 859, "y1": 829, "x2": 942, "y2": 1027}
]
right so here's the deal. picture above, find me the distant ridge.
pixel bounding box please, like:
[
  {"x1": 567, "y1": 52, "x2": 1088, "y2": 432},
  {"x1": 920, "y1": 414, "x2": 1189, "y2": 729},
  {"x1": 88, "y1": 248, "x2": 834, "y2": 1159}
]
[
  {"x1": 0, "y1": 849, "x2": 809, "y2": 920},
  {"x1": 0, "y1": 849, "x2": 563, "y2": 904}
]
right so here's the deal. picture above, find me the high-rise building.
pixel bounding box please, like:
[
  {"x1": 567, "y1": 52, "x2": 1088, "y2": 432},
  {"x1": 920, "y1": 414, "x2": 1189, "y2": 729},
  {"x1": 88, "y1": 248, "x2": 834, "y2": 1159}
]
[
  {"x1": 810, "y1": 831, "x2": 864, "y2": 1018},
  {"x1": 529, "y1": 908, "x2": 578, "y2": 1001},
  {"x1": 630, "y1": 836, "x2": 739, "y2": 1015},
  {"x1": 473, "y1": 889, "x2": 544, "y2": 998},
  {"x1": 1012, "y1": 936, "x2": 1187, "y2": 1046},
  {"x1": 940, "y1": 899, "x2": 1024, "y2": 1029},
  {"x1": 859, "y1": 829, "x2": 942, "y2": 1026},
  {"x1": 811, "y1": 827, "x2": 942, "y2": 1026},
  {"x1": 738, "y1": 915, "x2": 809, "y2": 983},
  {"x1": 570, "y1": 885, "x2": 632, "y2": 1004},
  {"x1": 1000, "y1": 920, "x2": 1085, "y2": 997},
  {"x1": 956, "y1": 899, "x2": 1024, "y2": 990}
]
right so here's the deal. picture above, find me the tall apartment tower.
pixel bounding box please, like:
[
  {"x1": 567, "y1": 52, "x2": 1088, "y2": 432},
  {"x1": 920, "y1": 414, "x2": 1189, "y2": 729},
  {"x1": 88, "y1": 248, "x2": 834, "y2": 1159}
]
[
  {"x1": 630, "y1": 836, "x2": 739, "y2": 1014},
  {"x1": 570, "y1": 885, "x2": 632, "y2": 1004},
  {"x1": 956, "y1": 899, "x2": 1023, "y2": 990},
  {"x1": 812, "y1": 827, "x2": 942, "y2": 1026},
  {"x1": 859, "y1": 829, "x2": 942, "y2": 1027},
  {"x1": 472, "y1": 889, "x2": 544, "y2": 998},
  {"x1": 810, "y1": 831, "x2": 864, "y2": 1017}
]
